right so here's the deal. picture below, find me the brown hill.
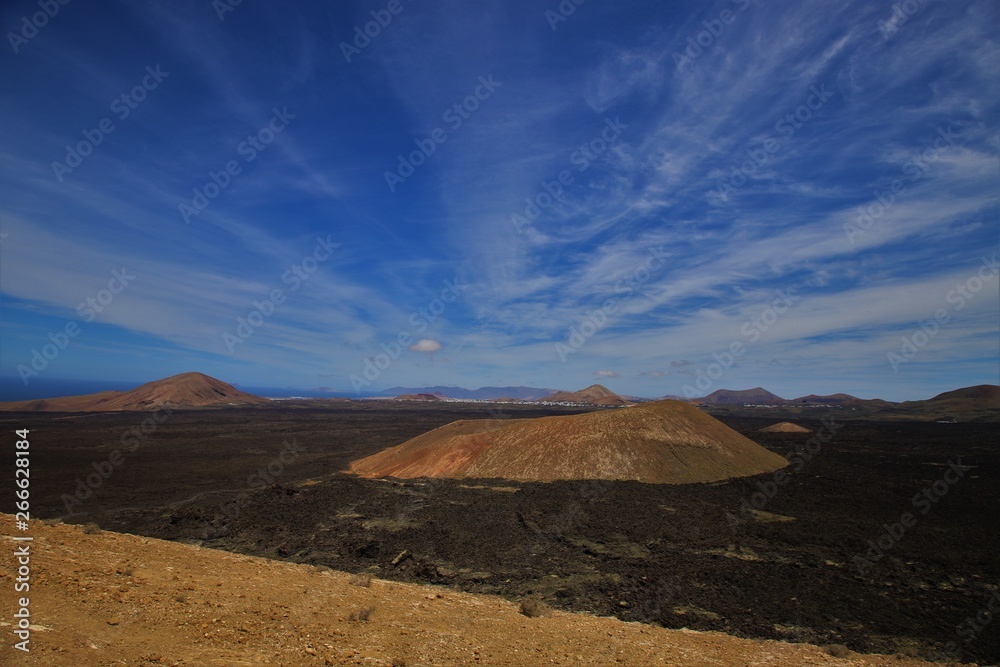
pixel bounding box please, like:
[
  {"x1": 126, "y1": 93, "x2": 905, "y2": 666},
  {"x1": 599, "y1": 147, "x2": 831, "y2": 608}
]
[
  {"x1": 884, "y1": 384, "x2": 1000, "y2": 422},
  {"x1": 541, "y1": 384, "x2": 629, "y2": 406},
  {"x1": 699, "y1": 387, "x2": 787, "y2": 405},
  {"x1": 924, "y1": 384, "x2": 1000, "y2": 409},
  {"x1": 1, "y1": 515, "x2": 936, "y2": 667},
  {"x1": 349, "y1": 399, "x2": 788, "y2": 484},
  {"x1": 840, "y1": 384, "x2": 1000, "y2": 421},
  {"x1": 760, "y1": 422, "x2": 812, "y2": 433},
  {"x1": 0, "y1": 372, "x2": 269, "y2": 412},
  {"x1": 844, "y1": 397, "x2": 896, "y2": 409}
]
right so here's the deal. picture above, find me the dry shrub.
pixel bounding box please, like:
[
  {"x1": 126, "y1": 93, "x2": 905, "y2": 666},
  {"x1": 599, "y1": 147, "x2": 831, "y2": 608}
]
[
  {"x1": 519, "y1": 596, "x2": 549, "y2": 618},
  {"x1": 348, "y1": 606, "x2": 375, "y2": 623},
  {"x1": 349, "y1": 572, "x2": 373, "y2": 587},
  {"x1": 824, "y1": 644, "x2": 851, "y2": 659},
  {"x1": 82, "y1": 522, "x2": 101, "y2": 534}
]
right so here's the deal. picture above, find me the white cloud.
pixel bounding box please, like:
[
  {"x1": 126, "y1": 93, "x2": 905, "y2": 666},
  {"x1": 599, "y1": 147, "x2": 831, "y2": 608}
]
[{"x1": 409, "y1": 339, "x2": 442, "y2": 353}]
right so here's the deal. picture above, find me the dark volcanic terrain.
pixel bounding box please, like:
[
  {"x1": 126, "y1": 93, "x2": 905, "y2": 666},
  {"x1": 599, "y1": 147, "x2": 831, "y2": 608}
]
[{"x1": 3, "y1": 401, "x2": 997, "y2": 664}]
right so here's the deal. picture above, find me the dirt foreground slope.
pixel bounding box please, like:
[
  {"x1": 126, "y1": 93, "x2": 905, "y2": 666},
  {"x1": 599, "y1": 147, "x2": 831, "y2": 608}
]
[
  {"x1": 351, "y1": 399, "x2": 788, "y2": 483},
  {"x1": 0, "y1": 516, "x2": 946, "y2": 667}
]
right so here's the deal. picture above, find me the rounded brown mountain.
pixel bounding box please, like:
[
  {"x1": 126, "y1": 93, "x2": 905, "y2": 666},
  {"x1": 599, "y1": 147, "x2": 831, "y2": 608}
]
[
  {"x1": 541, "y1": 383, "x2": 630, "y2": 406},
  {"x1": 349, "y1": 399, "x2": 788, "y2": 484},
  {"x1": 0, "y1": 372, "x2": 268, "y2": 412},
  {"x1": 759, "y1": 422, "x2": 812, "y2": 433}
]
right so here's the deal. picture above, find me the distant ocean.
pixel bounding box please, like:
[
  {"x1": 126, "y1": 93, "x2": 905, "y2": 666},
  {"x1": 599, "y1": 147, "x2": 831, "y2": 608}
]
[
  {"x1": 0, "y1": 377, "x2": 364, "y2": 402},
  {"x1": 0, "y1": 377, "x2": 141, "y2": 402}
]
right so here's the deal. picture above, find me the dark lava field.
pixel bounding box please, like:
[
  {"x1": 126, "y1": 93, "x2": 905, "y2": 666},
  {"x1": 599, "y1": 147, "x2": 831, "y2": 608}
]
[{"x1": 4, "y1": 402, "x2": 998, "y2": 664}]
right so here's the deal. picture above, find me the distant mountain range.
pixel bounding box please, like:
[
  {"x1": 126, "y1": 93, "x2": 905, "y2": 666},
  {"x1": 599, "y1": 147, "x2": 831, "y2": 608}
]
[
  {"x1": 695, "y1": 387, "x2": 866, "y2": 405},
  {"x1": 381, "y1": 386, "x2": 557, "y2": 401},
  {"x1": 382, "y1": 383, "x2": 630, "y2": 406},
  {"x1": 2, "y1": 373, "x2": 997, "y2": 421},
  {"x1": 691, "y1": 384, "x2": 1000, "y2": 421},
  {"x1": 393, "y1": 393, "x2": 443, "y2": 402},
  {"x1": 791, "y1": 393, "x2": 858, "y2": 405},
  {"x1": 692, "y1": 385, "x2": 1000, "y2": 409}
]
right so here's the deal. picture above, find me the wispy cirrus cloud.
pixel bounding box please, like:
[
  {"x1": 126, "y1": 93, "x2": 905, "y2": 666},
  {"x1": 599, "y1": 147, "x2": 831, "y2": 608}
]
[{"x1": 0, "y1": 0, "x2": 995, "y2": 399}]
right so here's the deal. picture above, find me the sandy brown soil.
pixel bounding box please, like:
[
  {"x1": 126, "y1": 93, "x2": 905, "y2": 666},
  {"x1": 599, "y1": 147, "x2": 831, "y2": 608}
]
[{"x1": 0, "y1": 515, "x2": 949, "y2": 666}]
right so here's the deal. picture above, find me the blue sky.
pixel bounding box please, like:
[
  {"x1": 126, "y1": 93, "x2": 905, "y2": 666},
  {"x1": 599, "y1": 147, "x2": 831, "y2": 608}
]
[{"x1": 1, "y1": 0, "x2": 997, "y2": 401}]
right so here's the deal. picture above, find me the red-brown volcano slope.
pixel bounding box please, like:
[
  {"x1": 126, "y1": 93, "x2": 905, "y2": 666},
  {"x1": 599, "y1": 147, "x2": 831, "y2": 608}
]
[
  {"x1": 0, "y1": 372, "x2": 269, "y2": 412},
  {"x1": 540, "y1": 384, "x2": 631, "y2": 406},
  {"x1": 349, "y1": 399, "x2": 788, "y2": 484},
  {"x1": 759, "y1": 422, "x2": 812, "y2": 433}
]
